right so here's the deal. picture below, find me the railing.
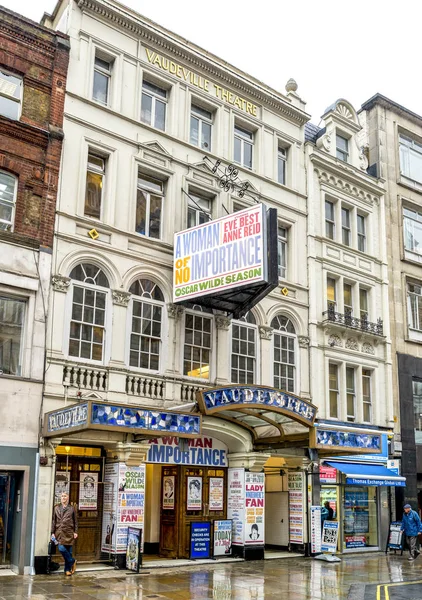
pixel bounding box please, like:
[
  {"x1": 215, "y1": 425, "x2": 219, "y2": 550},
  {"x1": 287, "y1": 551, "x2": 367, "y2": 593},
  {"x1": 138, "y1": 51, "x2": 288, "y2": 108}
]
[
  {"x1": 322, "y1": 307, "x2": 383, "y2": 336},
  {"x1": 181, "y1": 382, "x2": 208, "y2": 402},
  {"x1": 126, "y1": 374, "x2": 165, "y2": 400},
  {"x1": 63, "y1": 365, "x2": 108, "y2": 391}
]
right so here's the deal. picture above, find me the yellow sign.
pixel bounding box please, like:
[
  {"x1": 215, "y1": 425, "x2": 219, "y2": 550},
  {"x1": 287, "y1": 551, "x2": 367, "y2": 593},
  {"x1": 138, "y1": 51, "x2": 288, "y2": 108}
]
[{"x1": 145, "y1": 49, "x2": 258, "y2": 117}]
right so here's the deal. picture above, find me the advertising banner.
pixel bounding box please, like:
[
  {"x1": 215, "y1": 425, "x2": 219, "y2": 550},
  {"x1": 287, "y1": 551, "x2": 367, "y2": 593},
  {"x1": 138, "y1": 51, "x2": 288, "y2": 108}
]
[
  {"x1": 244, "y1": 472, "x2": 264, "y2": 545},
  {"x1": 288, "y1": 472, "x2": 304, "y2": 544},
  {"x1": 209, "y1": 478, "x2": 224, "y2": 511},
  {"x1": 187, "y1": 476, "x2": 202, "y2": 510},
  {"x1": 319, "y1": 466, "x2": 337, "y2": 484},
  {"x1": 126, "y1": 527, "x2": 142, "y2": 573},
  {"x1": 345, "y1": 535, "x2": 366, "y2": 548},
  {"x1": 148, "y1": 436, "x2": 228, "y2": 467},
  {"x1": 190, "y1": 522, "x2": 211, "y2": 559},
  {"x1": 321, "y1": 521, "x2": 339, "y2": 553},
  {"x1": 227, "y1": 468, "x2": 245, "y2": 546},
  {"x1": 162, "y1": 475, "x2": 175, "y2": 510},
  {"x1": 78, "y1": 473, "x2": 98, "y2": 510},
  {"x1": 173, "y1": 204, "x2": 266, "y2": 303},
  {"x1": 213, "y1": 520, "x2": 232, "y2": 557},
  {"x1": 310, "y1": 506, "x2": 322, "y2": 554}
]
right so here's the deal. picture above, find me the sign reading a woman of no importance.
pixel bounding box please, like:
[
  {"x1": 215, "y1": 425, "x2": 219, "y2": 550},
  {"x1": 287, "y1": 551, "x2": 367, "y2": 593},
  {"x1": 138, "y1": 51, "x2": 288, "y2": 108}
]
[{"x1": 173, "y1": 204, "x2": 266, "y2": 302}]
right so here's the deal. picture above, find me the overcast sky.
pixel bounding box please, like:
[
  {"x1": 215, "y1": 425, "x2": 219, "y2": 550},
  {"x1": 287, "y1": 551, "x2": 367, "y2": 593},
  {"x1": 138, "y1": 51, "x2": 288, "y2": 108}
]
[{"x1": 2, "y1": 0, "x2": 421, "y2": 123}]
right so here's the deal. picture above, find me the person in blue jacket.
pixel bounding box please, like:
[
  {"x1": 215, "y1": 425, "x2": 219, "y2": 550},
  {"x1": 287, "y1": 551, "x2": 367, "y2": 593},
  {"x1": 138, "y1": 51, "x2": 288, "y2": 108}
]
[{"x1": 401, "y1": 503, "x2": 422, "y2": 560}]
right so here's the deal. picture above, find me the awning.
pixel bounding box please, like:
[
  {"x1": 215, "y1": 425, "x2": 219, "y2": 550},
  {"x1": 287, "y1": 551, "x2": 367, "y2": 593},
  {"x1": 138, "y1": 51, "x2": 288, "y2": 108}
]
[{"x1": 325, "y1": 461, "x2": 406, "y2": 487}]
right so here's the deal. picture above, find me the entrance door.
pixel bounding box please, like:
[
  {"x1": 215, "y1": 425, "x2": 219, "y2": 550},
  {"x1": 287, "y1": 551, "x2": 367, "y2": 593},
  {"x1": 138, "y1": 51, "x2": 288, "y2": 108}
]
[
  {"x1": 55, "y1": 452, "x2": 103, "y2": 562},
  {"x1": 159, "y1": 466, "x2": 227, "y2": 559},
  {"x1": 0, "y1": 473, "x2": 15, "y2": 567}
]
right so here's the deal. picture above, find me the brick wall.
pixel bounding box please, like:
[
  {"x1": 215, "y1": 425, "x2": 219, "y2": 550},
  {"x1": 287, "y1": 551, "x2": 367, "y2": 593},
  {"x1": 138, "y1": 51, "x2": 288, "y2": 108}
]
[{"x1": 0, "y1": 7, "x2": 69, "y2": 248}]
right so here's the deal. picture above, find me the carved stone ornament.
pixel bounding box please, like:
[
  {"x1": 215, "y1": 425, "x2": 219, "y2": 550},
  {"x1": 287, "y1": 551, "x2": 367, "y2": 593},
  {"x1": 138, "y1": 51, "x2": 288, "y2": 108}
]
[
  {"x1": 167, "y1": 303, "x2": 184, "y2": 320},
  {"x1": 112, "y1": 289, "x2": 131, "y2": 307},
  {"x1": 346, "y1": 338, "x2": 359, "y2": 351},
  {"x1": 259, "y1": 326, "x2": 273, "y2": 340},
  {"x1": 359, "y1": 151, "x2": 369, "y2": 171},
  {"x1": 298, "y1": 335, "x2": 310, "y2": 348},
  {"x1": 362, "y1": 342, "x2": 375, "y2": 355},
  {"x1": 52, "y1": 274, "x2": 71, "y2": 292},
  {"x1": 328, "y1": 335, "x2": 342, "y2": 348},
  {"x1": 215, "y1": 315, "x2": 231, "y2": 330},
  {"x1": 316, "y1": 133, "x2": 331, "y2": 152}
]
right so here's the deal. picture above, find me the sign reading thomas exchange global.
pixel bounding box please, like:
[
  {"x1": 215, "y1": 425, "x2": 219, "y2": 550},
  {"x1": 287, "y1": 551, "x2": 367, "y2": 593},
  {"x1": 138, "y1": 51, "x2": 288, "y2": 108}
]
[{"x1": 173, "y1": 204, "x2": 266, "y2": 303}]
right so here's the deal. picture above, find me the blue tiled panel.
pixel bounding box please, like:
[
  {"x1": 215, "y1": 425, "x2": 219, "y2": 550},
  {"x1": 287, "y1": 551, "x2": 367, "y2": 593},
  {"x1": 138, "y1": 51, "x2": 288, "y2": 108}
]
[
  {"x1": 316, "y1": 429, "x2": 381, "y2": 450},
  {"x1": 91, "y1": 404, "x2": 200, "y2": 434}
]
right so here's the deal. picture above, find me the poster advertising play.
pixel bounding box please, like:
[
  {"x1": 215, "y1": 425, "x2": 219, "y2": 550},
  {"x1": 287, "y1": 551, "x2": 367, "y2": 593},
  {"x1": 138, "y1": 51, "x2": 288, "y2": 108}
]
[
  {"x1": 288, "y1": 472, "x2": 304, "y2": 544},
  {"x1": 213, "y1": 520, "x2": 232, "y2": 556},
  {"x1": 190, "y1": 522, "x2": 211, "y2": 559},
  {"x1": 54, "y1": 472, "x2": 69, "y2": 505},
  {"x1": 79, "y1": 472, "x2": 98, "y2": 510},
  {"x1": 244, "y1": 472, "x2": 264, "y2": 545},
  {"x1": 187, "y1": 476, "x2": 202, "y2": 510},
  {"x1": 126, "y1": 527, "x2": 142, "y2": 573},
  {"x1": 101, "y1": 463, "x2": 118, "y2": 553},
  {"x1": 227, "y1": 468, "x2": 245, "y2": 546},
  {"x1": 162, "y1": 475, "x2": 175, "y2": 510},
  {"x1": 209, "y1": 477, "x2": 224, "y2": 511}
]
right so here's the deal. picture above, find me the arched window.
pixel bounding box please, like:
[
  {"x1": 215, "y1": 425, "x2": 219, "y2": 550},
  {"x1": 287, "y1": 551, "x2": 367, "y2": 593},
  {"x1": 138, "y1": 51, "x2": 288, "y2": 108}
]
[
  {"x1": 68, "y1": 264, "x2": 109, "y2": 361},
  {"x1": 183, "y1": 304, "x2": 212, "y2": 379},
  {"x1": 129, "y1": 279, "x2": 164, "y2": 370},
  {"x1": 231, "y1": 312, "x2": 257, "y2": 384},
  {"x1": 271, "y1": 315, "x2": 296, "y2": 392},
  {"x1": 0, "y1": 170, "x2": 17, "y2": 231}
]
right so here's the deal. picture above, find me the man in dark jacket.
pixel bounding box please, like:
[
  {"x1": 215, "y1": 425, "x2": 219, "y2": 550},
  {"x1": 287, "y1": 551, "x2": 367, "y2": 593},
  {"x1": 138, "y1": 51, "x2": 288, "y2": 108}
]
[
  {"x1": 401, "y1": 503, "x2": 421, "y2": 561},
  {"x1": 51, "y1": 493, "x2": 78, "y2": 575}
]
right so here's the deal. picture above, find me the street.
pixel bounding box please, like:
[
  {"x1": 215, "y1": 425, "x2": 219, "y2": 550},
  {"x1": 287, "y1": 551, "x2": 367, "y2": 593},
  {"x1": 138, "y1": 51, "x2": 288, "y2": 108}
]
[{"x1": 2, "y1": 553, "x2": 422, "y2": 599}]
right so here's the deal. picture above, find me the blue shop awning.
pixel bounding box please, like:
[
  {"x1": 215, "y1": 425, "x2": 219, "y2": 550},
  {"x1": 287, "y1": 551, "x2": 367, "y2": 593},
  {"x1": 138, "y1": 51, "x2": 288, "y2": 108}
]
[{"x1": 325, "y1": 461, "x2": 406, "y2": 487}]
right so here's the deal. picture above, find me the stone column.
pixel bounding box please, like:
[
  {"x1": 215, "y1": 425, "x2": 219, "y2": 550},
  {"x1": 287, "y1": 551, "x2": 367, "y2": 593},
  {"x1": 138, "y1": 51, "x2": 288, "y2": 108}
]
[
  {"x1": 259, "y1": 326, "x2": 273, "y2": 386},
  {"x1": 108, "y1": 290, "x2": 131, "y2": 401},
  {"x1": 215, "y1": 315, "x2": 231, "y2": 385}
]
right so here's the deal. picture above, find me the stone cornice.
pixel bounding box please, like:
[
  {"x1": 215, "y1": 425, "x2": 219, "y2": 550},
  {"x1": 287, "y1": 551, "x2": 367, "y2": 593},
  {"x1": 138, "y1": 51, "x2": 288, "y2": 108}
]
[
  {"x1": 310, "y1": 151, "x2": 384, "y2": 203},
  {"x1": 77, "y1": 0, "x2": 310, "y2": 126}
]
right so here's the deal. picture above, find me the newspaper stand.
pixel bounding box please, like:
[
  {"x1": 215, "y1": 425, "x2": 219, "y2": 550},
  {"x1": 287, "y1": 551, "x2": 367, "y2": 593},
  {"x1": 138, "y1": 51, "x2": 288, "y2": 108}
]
[{"x1": 386, "y1": 521, "x2": 403, "y2": 555}]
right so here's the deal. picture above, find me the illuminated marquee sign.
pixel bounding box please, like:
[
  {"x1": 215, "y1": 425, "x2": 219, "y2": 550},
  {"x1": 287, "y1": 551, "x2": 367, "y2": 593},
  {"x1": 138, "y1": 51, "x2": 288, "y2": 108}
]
[{"x1": 144, "y1": 48, "x2": 258, "y2": 117}]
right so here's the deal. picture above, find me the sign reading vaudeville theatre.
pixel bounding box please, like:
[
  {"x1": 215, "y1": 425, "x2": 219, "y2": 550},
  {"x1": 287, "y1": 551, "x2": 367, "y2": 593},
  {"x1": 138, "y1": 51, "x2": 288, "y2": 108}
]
[{"x1": 173, "y1": 204, "x2": 266, "y2": 303}]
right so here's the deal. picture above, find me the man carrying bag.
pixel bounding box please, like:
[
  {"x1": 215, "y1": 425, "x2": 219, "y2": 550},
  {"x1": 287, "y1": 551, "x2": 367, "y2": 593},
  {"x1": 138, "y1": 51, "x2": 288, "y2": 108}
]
[
  {"x1": 401, "y1": 503, "x2": 422, "y2": 561},
  {"x1": 51, "y1": 492, "x2": 78, "y2": 576}
]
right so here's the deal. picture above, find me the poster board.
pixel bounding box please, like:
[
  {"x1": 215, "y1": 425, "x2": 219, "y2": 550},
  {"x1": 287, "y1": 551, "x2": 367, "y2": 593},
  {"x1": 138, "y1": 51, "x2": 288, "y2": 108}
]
[
  {"x1": 162, "y1": 475, "x2": 175, "y2": 510},
  {"x1": 227, "y1": 468, "x2": 245, "y2": 546},
  {"x1": 187, "y1": 476, "x2": 202, "y2": 510},
  {"x1": 126, "y1": 527, "x2": 142, "y2": 572},
  {"x1": 387, "y1": 521, "x2": 403, "y2": 550},
  {"x1": 288, "y1": 472, "x2": 305, "y2": 544},
  {"x1": 79, "y1": 473, "x2": 98, "y2": 510},
  {"x1": 209, "y1": 477, "x2": 224, "y2": 511},
  {"x1": 310, "y1": 506, "x2": 322, "y2": 554},
  {"x1": 190, "y1": 522, "x2": 211, "y2": 559},
  {"x1": 213, "y1": 520, "x2": 232, "y2": 557},
  {"x1": 321, "y1": 521, "x2": 339, "y2": 553},
  {"x1": 244, "y1": 472, "x2": 265, "y2": 545}
]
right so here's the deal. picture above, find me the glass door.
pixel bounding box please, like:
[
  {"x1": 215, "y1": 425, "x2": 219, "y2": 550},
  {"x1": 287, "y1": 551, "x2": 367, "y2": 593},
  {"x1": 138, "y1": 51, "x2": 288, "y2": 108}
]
[{"x1": 0, "y1": 473, "x2": 15, "y2": 566}]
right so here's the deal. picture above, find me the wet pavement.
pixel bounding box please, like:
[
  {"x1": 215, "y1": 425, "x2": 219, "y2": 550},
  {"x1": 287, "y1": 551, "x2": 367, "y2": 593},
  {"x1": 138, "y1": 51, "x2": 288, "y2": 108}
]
[{"x1": 2, "y1": 553, "x2": 422, "y2": 599}]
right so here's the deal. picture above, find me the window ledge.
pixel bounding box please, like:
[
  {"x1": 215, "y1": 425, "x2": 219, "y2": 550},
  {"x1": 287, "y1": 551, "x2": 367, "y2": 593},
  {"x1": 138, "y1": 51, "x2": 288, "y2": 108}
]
[
  {"x1": 399, "y1": 175, "x2": 422, "y2": 193},
  {"x1": 407, "y1": 329, "x2": 422, "y2": 344},
  {"x1": 403, "y1": 249, "x2": 422, "y2": 265}
]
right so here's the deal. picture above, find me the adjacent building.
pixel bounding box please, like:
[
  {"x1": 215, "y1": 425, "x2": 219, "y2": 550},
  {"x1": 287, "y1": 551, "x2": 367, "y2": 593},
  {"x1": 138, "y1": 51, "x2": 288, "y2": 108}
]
[
  {"x1": 0, "y1": 7, "x2": 69, "y2": 573},
  {"x1": 360, "y1": 95, "x2": 422, "y2": 516}
]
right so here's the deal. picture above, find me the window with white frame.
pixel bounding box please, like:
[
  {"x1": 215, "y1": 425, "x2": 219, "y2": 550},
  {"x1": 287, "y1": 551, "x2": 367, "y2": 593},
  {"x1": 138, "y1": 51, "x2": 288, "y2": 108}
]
[
  {"x1": 234, "y1": 125, "x2": 253, "y2": 169},
  {"x1": 0, "y1": 296, "x2": 25, "y2": 376},
  {"x1": 359, "y1": 287, "x2": 369, "y2": 321},
  {"x1": 231, "y1": 312, "x2": 256, "y2": 384},
  {"x1": 277, "y1": 226, "x2": 287, "y2": 279},
  {"x1": 362, "y1": 369, "x2": 372, "y2": 423},
  {"x1": 183, "y1": 308, "x2": 212, "y2": 379},
  {"x1": 136, "y1": 173, "x2": 164, "y2": 239},
  {"x1": 141, "y1": 80, "x2": 167, "y2": 131},
  {"x1": 325, "y1": 200, "x2": 335, "y2": 240},
  {"x1": 413, "y1": 379, "x2": 422, "y2": 443},
  {"x1": 277, "y1": 147, "x2": 287, "y2": 185},
  {"x1": 341, "y1": 207, "x2": 351, "y2": 246},
  {"x1": 346, "y1": 366, "x2": 356, "y2": 422},
  {"x1": 0, "y1": 69, "x2": 22, "y2": 120},
  {"x1": 329, "y1": 363, "x2": 339, "y2": 419},
  {"x1": 93, "y1": 55, "x2": 112, "y2": 106},
  {"x1": 272, "y1": 315, "x2": 296, "y2": 393},
  {"x1": 85, "y1": 153, "x2": 105, "y2": 219},
  {"x1": 336, "y1": 133, "x2": 349, "y2": 162},
  {"x1": 399, "y1": 134, "x2": 422, "y2": 184},
  {"x1": 357, "y1": 213, "x2": 366, "y2": 252},
  {"x1": 0, "y1": 170, "x2": 17, "y2": 231},
  {"x1": 190, "y1": 104, "x2": 212, "y2": 151},
  {"x1": 327, "y1": 277, "x2": 337, "y2": 310},
  {"x1": 68, "y1": 264, "x2": 109, "y2": 361},
  {"x1": 344, "y1": 282, "x2": 353, "y2": 321},
  {"x1": 408, "y1": 282, "x2": 422, "y2": 331},
  {"x1": 403, "y1": 207, "x2": 422, "y2": 256},
  {"x1": 129, "y1": 279, "x2": 164, "y2": 371},
  {"x1": 187, "y1": 192, "x2": 212, "y2": 229}
]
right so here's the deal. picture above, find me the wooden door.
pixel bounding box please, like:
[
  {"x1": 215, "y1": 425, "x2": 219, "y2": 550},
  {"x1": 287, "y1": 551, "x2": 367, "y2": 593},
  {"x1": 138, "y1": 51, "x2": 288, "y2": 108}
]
[
  {"x1": 159, "y1": 466, "x2": 178, "y2": 558},
  {"x1": 55, "y1": 456, "x2": 103, "y2": 561}
]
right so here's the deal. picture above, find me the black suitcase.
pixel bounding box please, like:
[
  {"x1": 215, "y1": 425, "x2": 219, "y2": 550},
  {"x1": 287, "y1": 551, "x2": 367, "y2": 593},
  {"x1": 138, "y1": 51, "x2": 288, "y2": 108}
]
[{"x1": 46, "y1": 541, "x2": 60, "y2": 574}]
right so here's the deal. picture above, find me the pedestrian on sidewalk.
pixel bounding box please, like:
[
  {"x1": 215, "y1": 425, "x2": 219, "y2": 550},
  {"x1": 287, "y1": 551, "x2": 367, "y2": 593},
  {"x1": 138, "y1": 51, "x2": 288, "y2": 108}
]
[
  {"x1": 401, "y1": 503, "x2": 422, "y2": 561},
  {"x1": 51, "y1": 492, "x2": 78, "y2": 576}
]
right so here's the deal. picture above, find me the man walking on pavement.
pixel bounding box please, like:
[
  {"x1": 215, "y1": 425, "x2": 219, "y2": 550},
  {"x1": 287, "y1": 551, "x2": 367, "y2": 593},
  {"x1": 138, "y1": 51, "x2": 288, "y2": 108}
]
[
  {"x1": 51, "y1": 492, "x2": 78, "y2": 576},
  {"x1": 401, "y1": 503, "x2": 422, "y2": 561}
]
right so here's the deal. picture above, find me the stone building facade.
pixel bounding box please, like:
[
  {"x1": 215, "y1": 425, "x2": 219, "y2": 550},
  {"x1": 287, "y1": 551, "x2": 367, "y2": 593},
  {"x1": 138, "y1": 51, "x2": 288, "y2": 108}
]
[
  {"x1": 0, "y1": 7, "x2": 69, "y2": 573},
  {"x1": 360, "y1": 95, "x2": 422, "y2": 515}
]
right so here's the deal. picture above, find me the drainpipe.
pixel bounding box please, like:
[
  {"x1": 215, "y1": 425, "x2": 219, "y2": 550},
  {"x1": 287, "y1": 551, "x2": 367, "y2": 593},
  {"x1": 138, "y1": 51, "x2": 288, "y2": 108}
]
[{"x1": 28, "y1": 453, "x2": 40, "y2": 575}]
